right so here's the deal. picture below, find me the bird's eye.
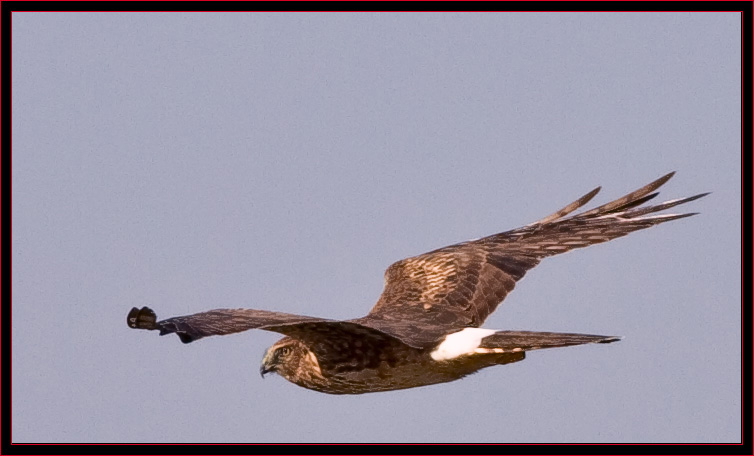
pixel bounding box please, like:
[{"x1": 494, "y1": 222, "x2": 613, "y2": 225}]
[{"x1": 279, "y1": 347, "x2": 291, "y2": 356}]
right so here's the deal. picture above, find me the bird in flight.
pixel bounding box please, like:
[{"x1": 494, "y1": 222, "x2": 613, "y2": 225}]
[{"x1": 127, "y1": 172, "x2": 706, "y2": 394}]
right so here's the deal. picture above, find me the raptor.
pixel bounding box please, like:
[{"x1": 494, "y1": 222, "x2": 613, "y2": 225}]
[{"x1": 127, "y1": 172, "x2": 706, "y2": 394}]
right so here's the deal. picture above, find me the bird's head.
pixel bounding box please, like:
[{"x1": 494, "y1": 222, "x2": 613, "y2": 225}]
[{"x1": 260, "y1": 337, "x2": 317, "y2": 382}]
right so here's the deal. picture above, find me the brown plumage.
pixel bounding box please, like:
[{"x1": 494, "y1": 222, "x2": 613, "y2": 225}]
[{"x1": 127, "y1": 172, "x2": 707, "y2": 394}]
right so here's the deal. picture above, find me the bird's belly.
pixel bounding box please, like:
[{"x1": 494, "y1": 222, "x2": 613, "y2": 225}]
[{"x1": 293, "y1": 357, "x2": 486, "y2": 395}]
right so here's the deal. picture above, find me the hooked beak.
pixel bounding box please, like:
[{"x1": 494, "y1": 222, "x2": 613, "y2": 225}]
[{"x1": 260, "y1": 349, "x2": 275, "y2": 378}]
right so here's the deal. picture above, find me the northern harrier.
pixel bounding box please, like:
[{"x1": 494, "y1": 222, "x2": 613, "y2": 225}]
[{"x1": 127, "y1": 172, "x2": 706, "y2": 394}]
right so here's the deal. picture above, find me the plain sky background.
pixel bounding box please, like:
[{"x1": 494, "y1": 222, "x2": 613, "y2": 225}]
[{"x1": 12, "y1": 13, "x2": 740, "y2": 443}]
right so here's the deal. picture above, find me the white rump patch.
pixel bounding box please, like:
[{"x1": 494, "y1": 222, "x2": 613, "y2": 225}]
[{"x1": 430, "y1": 328, "x2": 497, "y2": 361}]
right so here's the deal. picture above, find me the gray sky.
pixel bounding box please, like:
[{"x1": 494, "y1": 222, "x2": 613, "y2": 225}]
[{"x1": 12, "y1": 12, "x2": 740, "y2": 443}]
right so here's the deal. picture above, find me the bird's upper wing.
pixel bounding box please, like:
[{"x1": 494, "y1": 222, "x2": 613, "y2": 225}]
[{"x1": 355, "y1": 172, "x2": 707, "y2": 348}]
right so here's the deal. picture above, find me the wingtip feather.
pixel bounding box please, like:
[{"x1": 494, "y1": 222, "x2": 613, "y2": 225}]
[{"x1": 127, "y1": 306, "x2": 158, "y2": 330}]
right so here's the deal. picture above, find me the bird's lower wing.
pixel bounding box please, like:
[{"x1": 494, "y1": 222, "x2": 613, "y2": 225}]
[
  {"x1": 126, "y1": 306, "x2": 412, "y2": 362},
  {"x1": 127, "y1": 306, "x2": 332, "y2": 344}
]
